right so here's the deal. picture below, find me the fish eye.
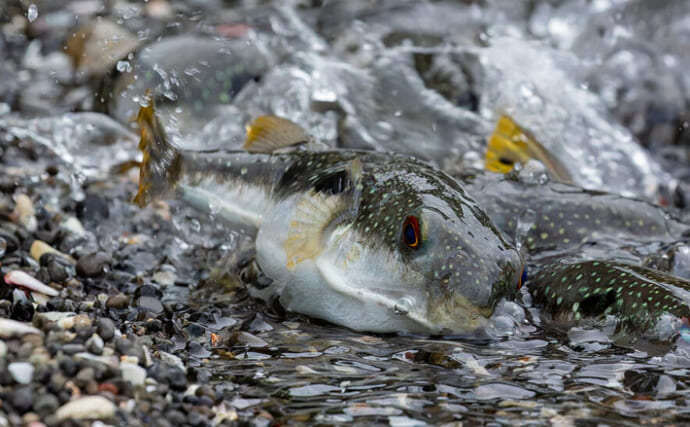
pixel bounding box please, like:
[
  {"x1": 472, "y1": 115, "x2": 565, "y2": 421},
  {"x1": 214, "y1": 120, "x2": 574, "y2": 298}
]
[
  {"x1": 517, "y1": 267, "x2": 527, "y2": 290},
  {"x1": 402, "y1": 215, "x2": 421, "y2": 249},
  {"x1": 498, "y1": 157, "x2": 514, "y2": 166}
]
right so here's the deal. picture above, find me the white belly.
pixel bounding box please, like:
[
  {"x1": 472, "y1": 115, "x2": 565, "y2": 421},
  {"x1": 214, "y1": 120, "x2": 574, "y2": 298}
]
[{"x1": 253, "y1": 198, "x2": 432, "y2": 333}]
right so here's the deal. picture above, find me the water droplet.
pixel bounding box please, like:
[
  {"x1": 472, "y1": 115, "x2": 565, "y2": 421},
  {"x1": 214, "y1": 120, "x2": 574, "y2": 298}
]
[
  {"x1": 116, "y1": 60, "x2": 132, "y2": 73},
  {"x1": 26, "y1": 4, "x2": 38, "y2": 23},
  {"x1": 515, "y1": 209, "x2": 536, "y2": 251},
  {"x1": 394, "y1": 297, "x2": 413, "y2": 315},
  {"x1": 518, "y1": 159, "x2": 549, "y2": 185},
  {"x1": 460, "y1": 151, "x2": 483, "y2": 170}
]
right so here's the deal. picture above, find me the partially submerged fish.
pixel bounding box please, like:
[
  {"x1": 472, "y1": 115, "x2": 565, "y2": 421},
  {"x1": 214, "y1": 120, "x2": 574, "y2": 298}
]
[
  {"x1": 484, "y1": 115, "x2": 572, "y2": 184},
  {"x1": 529, "y1": 260, "x2": 690, "y2": 334},
  {"x1": 463, "y1": 171, "x2": 687, "y2": 259},
  {"x1": 134, "y1": 99, "x2": 523, "y2": 334}
]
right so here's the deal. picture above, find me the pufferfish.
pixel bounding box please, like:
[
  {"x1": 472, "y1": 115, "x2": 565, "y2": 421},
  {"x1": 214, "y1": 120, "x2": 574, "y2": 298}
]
[{"x1": 134, "y1": 98, "x2": 523, "y2": 335}]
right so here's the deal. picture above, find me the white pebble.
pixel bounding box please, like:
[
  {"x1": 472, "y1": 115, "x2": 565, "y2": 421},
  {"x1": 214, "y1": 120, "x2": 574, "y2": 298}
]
[
  {"x1": 4, "y1": 270, "x2": 59, "y2": 297},
  {"x1": 121, "y1": 362, "x2": 147, "y2": 386},
  {"x1": 0, "y1": 319, "x2": 41, "y2": 338},
  {"x1": 56, "y1": 396, "x2": 116, "y2": 421},
  {"x1": 13, "y1": 194, "x2": 37, "y2": 232},
  {"x1": 8, "y1": 362, "x2": 34, "y2": 384}
]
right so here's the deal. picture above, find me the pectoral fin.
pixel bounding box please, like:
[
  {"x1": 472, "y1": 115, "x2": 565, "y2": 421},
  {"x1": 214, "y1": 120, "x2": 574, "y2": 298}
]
[{"x1": 284, "y1": 190, "x2": 344, "y2": 269}]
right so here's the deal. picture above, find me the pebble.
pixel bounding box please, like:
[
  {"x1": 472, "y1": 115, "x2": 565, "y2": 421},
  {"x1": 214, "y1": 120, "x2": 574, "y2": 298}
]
[
  {"x1": 96, "y1": 317, "x2": 116, "y2": 341},
  {"x1": 55, "y1": 396, "x2": 116, "y2": 421},
  {"x1": 13, "y1": 194, "x2": 37, "y2": 233},
  {"x1": 30, "y1": 240, "x2": 74, "y2": 265},
  {"x1": 121, "y1": 361, "x2": 147, "y2": 386},
  {"x1": 76, "y1": 252, "x2": 110, "y2": 277},
  {"x1": 60, "y1": 216, "x2": 86, "y2": 236},
  {"x1": 40, "y1": 253, "x2": 72, "y2": 283},
  {"x1": 8, "y1": 362, "x2": 34, "y2": 384},
  {"x1": 136, "y1": 295, "x2": 164, "y2": 314},
  {"x1": 11, "y1": 290, "x2": 34, "y2": 322},
  {"x1": 74, "y1": 367, "x2": 95, "y2": 386},
  {"x1": 85, "y1": 334, "x2": 104, "y2": 355},
  {"x1": 33, "y1": 394, "x2": 59, "y2": 417},
  {"x1": 0, "y1": 229, "x2": 19, "y2": 253},
  {"x1": 105, "y1": 293, "x2": 129, "y2": 309},
  {"x1": 4, "y1": 270, "x2": 59, "y2": 297},
  {"x1": 73, "y1": 314, "x2": 92, "y2": 331},
  {"x1": 10, "y1": 385, "x2": 34, "y2": 414}
]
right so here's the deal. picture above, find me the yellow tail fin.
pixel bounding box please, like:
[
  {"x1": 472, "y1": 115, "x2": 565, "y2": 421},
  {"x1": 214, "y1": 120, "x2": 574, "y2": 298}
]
[{"x1": 133, "y1": 91, "x2": 181, "y2": 207}]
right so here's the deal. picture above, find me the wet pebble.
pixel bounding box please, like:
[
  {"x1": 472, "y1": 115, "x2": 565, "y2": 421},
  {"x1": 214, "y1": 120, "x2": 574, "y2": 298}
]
[
  {"x1": 0, "y1": 319, "x2": 42, "y2": 338},
  {"x1": 55, "y1": 395, "x2": 116, "y2": 421},
  {"x1": 76, "y1": 195, "x2": 109, "y2": 224},
  {"x1": 121, "y1": 361, "x2": 147, "y2": 386},
  {"x1": 76, "y1": 251, "x2": 110, "y2": 277},
  {"x1": 8, "y1": 362, "x2": 34, "y2": 384},
  {"x1": 9, "y1": 385, "x2": 34, "y2": 414},
  {"x1": 30, "y1": 240, "x2": 73, "y2": 265},
  {"x1": 11, "y1": 290, "x2": 34, "y2": 322},
  {"x1": 136, "y1": 295, "x2": 164, "y2": 314},
  {"x1": 13, "y1": 194, "x2": 37, "y2": 233},
  {"x1": 149, "y1": 362, "x2": 187, "y2": 390},
  {"x1": 40, "y1": 253, "x2": 73, "y2": 283},
  {"x1": 0, "y1": 229, "x2": 19, "y2": 253},
  {"x1": 5, "y1": 270, "x2": 59, "y2": 297},
  {"x1": 33, "y1": 394, "x2": 59, "y2": 417},
  {"x1": 85, "y1": 333, "x2": 104, "y2": 355},
  {"x1": 105, "y1": 293, "x2": 129, "y2": 309},
  {"x1": 96, "y1": 317, "x2": 116, "y2": 341}
]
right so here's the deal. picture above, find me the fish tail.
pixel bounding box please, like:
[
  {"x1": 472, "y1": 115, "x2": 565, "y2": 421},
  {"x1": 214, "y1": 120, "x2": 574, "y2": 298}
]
[{"x1": 133, "y1": 91, "x2": 182, "y2": 207}]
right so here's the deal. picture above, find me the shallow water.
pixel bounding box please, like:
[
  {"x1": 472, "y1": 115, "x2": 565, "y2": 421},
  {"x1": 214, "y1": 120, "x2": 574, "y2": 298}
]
[{"x1": 3, "y1": 0, "x2": 690, "y2": 425}]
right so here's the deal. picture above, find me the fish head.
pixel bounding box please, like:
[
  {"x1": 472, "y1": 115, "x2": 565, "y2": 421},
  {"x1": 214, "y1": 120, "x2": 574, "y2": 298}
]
[
  {"x1": 396, "y1": 193, "x2": 524, "y2": 333},
  {"x1": 342, "y1": 157, "x2": 524, "y2": 334}
]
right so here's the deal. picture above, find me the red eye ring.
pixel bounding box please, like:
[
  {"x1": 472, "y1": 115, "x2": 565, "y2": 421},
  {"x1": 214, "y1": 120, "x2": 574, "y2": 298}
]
[{"x1": 403, "y1": 215, "x2": 421, "y2": 249}]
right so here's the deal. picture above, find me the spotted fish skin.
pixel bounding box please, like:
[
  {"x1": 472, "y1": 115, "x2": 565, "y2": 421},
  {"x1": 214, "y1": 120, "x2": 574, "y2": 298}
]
[
  {"x1": 529, "y1": 260, "x2": 690, "y2": 332},
  {"x1": 463, "y1": 172, "x2": 687, "y2": 258},
  {"x1": 135, "y1": 104, "x2": 523, "y2": 334}
]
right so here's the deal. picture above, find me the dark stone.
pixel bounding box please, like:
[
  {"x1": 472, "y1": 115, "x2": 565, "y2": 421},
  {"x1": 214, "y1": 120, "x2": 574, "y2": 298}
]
[
  {"x1": 75, "y1": 367, "x2": 95, "y2": 386},
  {"x1": 58, "y1": 357, "x2": 78, "y2": 377},
  {"x1": 48, "y1": 372, "x2": 67, "y2": 393},
  {"x1": 136, "y1": 295, "x2": 163, "y2": 314},
  {"x1": 149, "y1": 362, "x2": 187, "y2": 390},
  {"x1": 33, "y1": 393, "x2": 59, "y2": 417},
  {"x1": 76, "y1": 251, "x2": 110, "y2": 277},
  {"x1": 9, "y1": 385, "x2": 34, "y2": 414},
  {"x1": 40, "y1": 253, "x2": 73, "y2": 283},
  {"x1": 0, "y1": 229, "x2": 19, "y2": 253},
  {"x1": 134, "y1": 284, "x2": 162, "y2": 298},
  {"x1": 0, "y1": 359, "x2": 12, "y2": 386},
  {"x1": 61, "y1": 343, "x2": 86, "y2": 355},
  {"x1": 165, "y1": 410, "x2": 187, "y2": 425},
  {"x1": 187, "y1": 410, "x2": 208, "y2": 427},
  {"x1": 76, "y1": 194, "x2": 109, "y2": 223},
  {"x1": 11, "y1": 294, "x2": 34, "y2": 322},
  {"x1": 96, "y1": 317, "x2": 116, "y2": 341}
]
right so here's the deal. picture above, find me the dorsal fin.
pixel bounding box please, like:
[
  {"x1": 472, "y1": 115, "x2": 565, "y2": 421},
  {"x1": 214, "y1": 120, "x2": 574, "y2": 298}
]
[{"x1": 243, "y1": 115, "x2": 309, "y2": 153}]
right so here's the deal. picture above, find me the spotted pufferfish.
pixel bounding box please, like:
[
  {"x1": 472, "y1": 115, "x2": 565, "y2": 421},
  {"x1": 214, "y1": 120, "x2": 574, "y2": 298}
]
[{"x1": 134, "y1": 98, "x2": 524, "y2": 335}]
